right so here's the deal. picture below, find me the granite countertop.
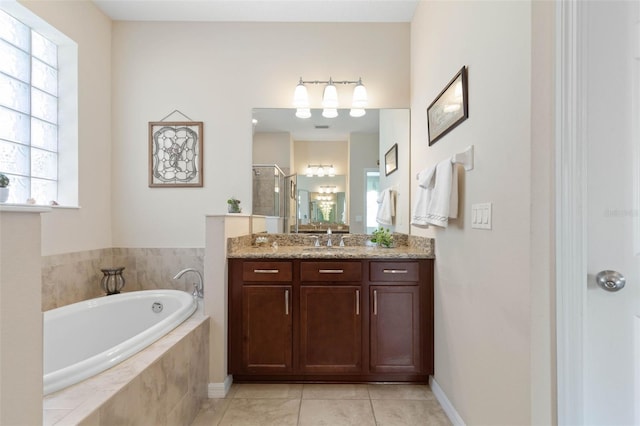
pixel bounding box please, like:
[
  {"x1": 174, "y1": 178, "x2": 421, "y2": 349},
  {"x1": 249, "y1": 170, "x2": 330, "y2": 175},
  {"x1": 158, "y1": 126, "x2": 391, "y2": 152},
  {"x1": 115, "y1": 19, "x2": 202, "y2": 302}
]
[{"x1": 227, "y1": 233, "x2": 435, "y2": 259}]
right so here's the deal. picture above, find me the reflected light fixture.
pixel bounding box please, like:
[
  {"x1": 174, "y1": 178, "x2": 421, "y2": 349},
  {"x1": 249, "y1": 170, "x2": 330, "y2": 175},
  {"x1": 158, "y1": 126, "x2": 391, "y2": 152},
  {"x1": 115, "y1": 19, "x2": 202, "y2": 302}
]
[
  {"x1": 292, "y1": 76, "x2": 368, "y2": 119},
  {"x1": 319, "y1": 185, "x2": 337, "y2": 194},
  {"x1": 305, "y1": 164, "x2": 335, "y2": 177}
]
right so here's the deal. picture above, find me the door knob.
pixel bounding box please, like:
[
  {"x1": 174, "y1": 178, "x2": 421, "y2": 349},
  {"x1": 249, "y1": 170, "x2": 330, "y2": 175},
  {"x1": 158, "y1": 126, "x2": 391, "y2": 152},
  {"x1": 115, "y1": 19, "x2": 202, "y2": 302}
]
[{"x1": 595, "y1": 270, "x2": 626, "y2": 292}]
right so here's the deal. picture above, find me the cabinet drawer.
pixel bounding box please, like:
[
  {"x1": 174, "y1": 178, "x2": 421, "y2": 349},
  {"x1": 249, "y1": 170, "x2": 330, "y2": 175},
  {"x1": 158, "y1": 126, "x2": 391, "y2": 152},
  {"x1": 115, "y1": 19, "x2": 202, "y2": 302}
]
[
  {"x1": 369, "y1": 261, "x2": 420, "y2": 282},
  {"x1": 300, "y1": 261, "x2": 362, "y2": 282},
  {"x1": 242, "y1": 261, "x2": 292, "y2": 282}
]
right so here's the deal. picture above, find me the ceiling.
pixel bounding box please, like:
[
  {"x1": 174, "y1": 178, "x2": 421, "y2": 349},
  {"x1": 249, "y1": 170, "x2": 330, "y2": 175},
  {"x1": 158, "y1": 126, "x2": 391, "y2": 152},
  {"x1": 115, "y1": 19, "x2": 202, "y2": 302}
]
[
  {"x1": 253, "y1": 108, "x2": 380, "y2": 141},
  {"x1": 94, "y1": 1, "x2": 411, "y2": 140},
  {"x1": 92, "y1": 0, "x2": 419, "y2": 23}
]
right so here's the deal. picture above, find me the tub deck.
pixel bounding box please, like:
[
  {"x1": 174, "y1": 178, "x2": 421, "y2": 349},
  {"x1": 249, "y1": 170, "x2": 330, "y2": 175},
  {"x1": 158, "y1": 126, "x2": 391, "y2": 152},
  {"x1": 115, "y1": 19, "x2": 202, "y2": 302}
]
[{"x1": 43, "y1": 309, "x2": 209, "y2": 425}]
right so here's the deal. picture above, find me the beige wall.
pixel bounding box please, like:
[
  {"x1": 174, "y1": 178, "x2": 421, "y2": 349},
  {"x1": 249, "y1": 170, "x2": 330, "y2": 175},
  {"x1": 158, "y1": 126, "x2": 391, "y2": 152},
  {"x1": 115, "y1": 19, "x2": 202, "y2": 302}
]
[
  {"x1": 253, "y1": 132, "x2": 292, "y2": 172},
  {"x1": 111, "y1": 22, "x2": 410, "y2": 248},
  {"x1": 20, "y1": 0, "x2": 113, "y2": 257},
  {"x1": 411, "y1": 1, "x2": 536, "y2": 424},
  {"x1": 530, "y1": 1, "x2": 556, "y2": 424},
  {"x1": 0, "y1": 211, "x2": 44, "y2": 426},
  {"x1": 349, "y1": 132, "x2": 379, "y2": 234},
  {"x1": 379, "y1": 108, "x2": 410, "y2": 234}
]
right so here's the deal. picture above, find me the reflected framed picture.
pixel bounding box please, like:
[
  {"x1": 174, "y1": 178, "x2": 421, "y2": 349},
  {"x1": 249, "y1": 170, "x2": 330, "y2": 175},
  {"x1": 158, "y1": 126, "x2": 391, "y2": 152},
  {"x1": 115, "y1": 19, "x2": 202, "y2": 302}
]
[
  {"x1": 384, "y1": 143, "x2": 398, "y2": 176},
  {"x1": 149, "y1": 121, "x2": 203, "y2": 187},
  {"x1": 427, "y1": 66, "x2": 469, "y2": 145}
]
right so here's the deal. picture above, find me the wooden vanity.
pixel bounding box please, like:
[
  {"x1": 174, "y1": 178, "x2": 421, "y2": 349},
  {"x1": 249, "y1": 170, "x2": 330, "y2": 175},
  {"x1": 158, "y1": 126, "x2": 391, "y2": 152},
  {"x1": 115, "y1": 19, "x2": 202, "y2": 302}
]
[{"x1": 228, "y1": 250, "x2": 434, "y2": 383}]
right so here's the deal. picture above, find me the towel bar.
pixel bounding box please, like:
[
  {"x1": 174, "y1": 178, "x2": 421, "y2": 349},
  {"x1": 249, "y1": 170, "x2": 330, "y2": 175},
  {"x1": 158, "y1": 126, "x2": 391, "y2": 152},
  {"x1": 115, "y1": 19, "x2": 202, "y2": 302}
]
[{"x1": 452, "y1": 145, "x2": 474, "y2": 171}]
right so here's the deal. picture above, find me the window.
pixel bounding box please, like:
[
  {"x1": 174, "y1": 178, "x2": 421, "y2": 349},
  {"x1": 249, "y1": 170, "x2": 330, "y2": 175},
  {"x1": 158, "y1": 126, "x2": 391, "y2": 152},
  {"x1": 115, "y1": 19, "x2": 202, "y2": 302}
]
[{"x1": 0, "y1": 3, "x2": 77, "y2": 207}]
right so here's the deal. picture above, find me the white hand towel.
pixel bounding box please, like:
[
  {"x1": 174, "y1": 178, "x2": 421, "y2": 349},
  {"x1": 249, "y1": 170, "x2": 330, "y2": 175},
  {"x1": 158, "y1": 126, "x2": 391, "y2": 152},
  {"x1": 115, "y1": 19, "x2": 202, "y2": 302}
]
[
  {"x1": 449, "y1": 162, "x2": 459, "y2": 219},
  {"x1": 411, "y1": 165, "x2": 436, "y2": 227},
  {"x1": 376, "y1": 188, "x2": 395, "y2": 226},
  {"x1": 411, "y1": 156, "x2": 458, "y2": 228}
]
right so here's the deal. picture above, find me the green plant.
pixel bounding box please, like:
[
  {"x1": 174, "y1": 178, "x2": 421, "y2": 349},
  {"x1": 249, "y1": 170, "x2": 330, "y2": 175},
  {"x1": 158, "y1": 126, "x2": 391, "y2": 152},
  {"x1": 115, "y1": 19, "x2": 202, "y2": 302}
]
[
  {"x1": 227, "y1": 197, "x2": 241, "y2": 213},
  {"x1": 0, "y1": 173, "x2": 9, "y2": 188},
  {"x1": 371, "y1": 227, "x2": 394, "y2": 248}
]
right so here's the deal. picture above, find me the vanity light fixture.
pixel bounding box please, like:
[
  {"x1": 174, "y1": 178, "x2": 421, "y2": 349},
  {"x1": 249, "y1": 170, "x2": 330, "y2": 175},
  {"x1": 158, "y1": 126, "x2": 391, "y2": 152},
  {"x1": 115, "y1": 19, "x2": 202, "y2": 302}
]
[
  {"x1": 305, "y1": 164, "x2": 335, "y2": 177},
  {"x1": 293, "y1": 77, "x2": 368, "y2": 119}
]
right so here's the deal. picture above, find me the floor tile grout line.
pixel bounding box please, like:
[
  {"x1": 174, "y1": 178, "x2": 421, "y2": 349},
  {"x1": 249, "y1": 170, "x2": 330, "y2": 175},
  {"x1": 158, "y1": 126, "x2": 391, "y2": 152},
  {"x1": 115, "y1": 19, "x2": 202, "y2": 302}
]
[{"x1": 297, "y1": 384, "x2": 304, "y2": 425}]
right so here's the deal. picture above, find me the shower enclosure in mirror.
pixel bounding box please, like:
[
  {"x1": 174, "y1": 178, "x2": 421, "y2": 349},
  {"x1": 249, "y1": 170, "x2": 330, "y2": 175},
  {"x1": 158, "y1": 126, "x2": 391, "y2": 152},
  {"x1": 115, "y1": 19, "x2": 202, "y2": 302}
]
[
  {"x1": 252, "y1": 164, "x2": 285, "y2": 217},
  {"x1": 252, "y1": 108, "x2": 410, "y2": 234}
]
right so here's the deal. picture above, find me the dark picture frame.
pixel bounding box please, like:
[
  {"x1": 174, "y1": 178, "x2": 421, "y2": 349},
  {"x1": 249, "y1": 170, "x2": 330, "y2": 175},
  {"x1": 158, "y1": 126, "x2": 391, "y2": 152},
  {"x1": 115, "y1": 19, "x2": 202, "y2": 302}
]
[
  {"x1": 149, "y1": 121, "x2": 204, "y2": 187},
  {"x1": 384, "y1": 143, "x2": 398, "y2": 176},
  {"x1": 427, "y1": 66, "x2": 469, "y2": 145}
]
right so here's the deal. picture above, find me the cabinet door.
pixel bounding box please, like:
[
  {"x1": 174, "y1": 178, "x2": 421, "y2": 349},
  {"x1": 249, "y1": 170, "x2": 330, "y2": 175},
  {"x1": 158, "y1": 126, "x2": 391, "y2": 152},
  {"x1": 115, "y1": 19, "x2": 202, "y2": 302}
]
[
  {"x1": 242, "y1": 285, "x2": 292, "y2": 373},
  {"x1": 370, "y1": 285, "x2": 421, "y2": 373},
  {"x1": 300, "y1": 286, "x2": 362, "y2": 373}
]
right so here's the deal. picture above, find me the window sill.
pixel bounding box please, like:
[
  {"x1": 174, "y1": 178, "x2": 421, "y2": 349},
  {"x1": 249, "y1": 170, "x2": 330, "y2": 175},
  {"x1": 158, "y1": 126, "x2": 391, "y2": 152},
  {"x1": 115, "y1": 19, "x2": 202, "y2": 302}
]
[{"x1": 0, "y1": 203, "x2": 52, "y2": 213}]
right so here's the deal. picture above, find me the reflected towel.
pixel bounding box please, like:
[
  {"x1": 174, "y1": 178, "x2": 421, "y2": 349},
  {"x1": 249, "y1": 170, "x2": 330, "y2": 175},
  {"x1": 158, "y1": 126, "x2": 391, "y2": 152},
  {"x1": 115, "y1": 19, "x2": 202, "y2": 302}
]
[{"x1": 376, "y1": 188, "x2": 395, "y2": 226}]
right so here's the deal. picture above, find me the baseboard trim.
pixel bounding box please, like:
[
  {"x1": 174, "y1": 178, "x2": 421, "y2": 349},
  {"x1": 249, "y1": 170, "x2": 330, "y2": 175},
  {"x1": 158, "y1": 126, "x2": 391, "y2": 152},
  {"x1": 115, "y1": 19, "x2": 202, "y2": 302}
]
[
  {"x1": 430, "y1": 376, "x2": 466, "y2": 426},
  {"x1": 208, "y1": 375, "x2": 233, "y2": 398}
]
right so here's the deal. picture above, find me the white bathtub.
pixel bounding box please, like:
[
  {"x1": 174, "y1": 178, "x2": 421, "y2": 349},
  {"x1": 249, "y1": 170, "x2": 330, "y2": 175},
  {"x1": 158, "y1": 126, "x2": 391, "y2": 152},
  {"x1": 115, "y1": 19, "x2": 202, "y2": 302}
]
[{"x1": 43, "y1": 289, "x2": 197, "y2": 395}]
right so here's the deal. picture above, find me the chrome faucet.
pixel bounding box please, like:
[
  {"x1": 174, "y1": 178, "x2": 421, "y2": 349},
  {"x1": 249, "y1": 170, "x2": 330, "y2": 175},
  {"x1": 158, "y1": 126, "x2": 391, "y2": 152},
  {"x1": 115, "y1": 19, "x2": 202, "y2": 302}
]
[
  {"x1": 326, "y1": 228, "x2": 332, "y2": 247},
  {"x1": 173, "y1": 268, "x2": 204, "y2": 298}
]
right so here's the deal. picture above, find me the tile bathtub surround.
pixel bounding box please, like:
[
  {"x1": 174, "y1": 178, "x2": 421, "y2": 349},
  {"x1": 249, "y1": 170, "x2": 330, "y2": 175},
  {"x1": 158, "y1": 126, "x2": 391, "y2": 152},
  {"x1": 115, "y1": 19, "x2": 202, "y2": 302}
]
[
  {"x1": 114, "y1": 247, "x2": 205, "y2": 293},
  {"x1": 191, "y1": 383, "x2": 452, "y2": 426},
  {"x1": 43, "y1": 313, "x2": 209, "y2": 426},
  {"x1": 41, "y1": 248, "x2": 115, "y2": 311},
  {"x1": 42, "y1": 247, "x2": 204, "y2": 310}
]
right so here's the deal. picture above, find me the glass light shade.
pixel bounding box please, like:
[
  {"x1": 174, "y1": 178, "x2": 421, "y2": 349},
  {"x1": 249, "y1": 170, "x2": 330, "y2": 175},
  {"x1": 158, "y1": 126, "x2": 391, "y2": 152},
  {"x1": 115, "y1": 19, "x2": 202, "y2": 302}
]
[
  {"x1": 351, "y1": 82, "x2": 368, "y2": 108},
  {"x1": 322, "y1": 108, "x2": 338, "y2": 118},
  {"x1": 293, "y1": 82, "x2": 309, "y2": 108},
  {"x1": 327, "y1": 166, "x2": 335, "y2": 177},
  {"x1": 306, "y1": 166, "x2": 313, "y2": 177},
  {"x1": 317, "y1": 167, "x2": 325, "y2": 177},
  {"x1": 322, "y1": 83, "x2": 338, "y2": 108},
  {"x1": 296, "y1": 108, "x2": 311, "y2": 119},
  {"x1": 349, "y1": 108, "x2": 366, "y2": 118}
]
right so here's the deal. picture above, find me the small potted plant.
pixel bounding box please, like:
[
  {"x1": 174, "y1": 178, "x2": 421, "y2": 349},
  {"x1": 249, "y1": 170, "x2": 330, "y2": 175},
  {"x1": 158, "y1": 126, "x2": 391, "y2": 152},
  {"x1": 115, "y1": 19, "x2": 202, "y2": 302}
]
[
  {"x1": 0, "y1": 173, "x2": 9, "y2": 203},
  {"x1": 227, "y1": 197, "x2": 241, "y2": 213},
  {"x1": 371, "y1": 227, "x2": 394, "y2": 248}
]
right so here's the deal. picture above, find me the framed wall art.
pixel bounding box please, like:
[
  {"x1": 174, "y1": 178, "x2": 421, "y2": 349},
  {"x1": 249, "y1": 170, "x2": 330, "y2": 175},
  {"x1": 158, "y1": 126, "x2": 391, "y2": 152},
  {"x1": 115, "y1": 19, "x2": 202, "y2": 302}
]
[
  {"x1": 427, "y1": 66, "x2": 469, "y2": 145},
  {"x1": 384, "y1": 143, "x2": 398, "y2": 176},
  {"x1": 149, "y1": 121, "x2": 203, "y2": 187}
]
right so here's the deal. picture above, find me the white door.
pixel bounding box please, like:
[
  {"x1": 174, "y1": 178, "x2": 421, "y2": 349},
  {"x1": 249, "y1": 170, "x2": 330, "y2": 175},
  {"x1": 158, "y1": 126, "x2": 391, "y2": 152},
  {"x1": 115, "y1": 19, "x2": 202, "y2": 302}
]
[{"x1": 584, "y1": 1, "x2": 640, "y2": 424}]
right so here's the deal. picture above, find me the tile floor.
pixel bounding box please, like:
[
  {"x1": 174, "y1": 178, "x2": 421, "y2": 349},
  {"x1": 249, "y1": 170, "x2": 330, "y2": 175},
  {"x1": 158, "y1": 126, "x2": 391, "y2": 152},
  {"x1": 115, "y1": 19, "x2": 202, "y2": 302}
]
[{"x1": 190, "y1": 383, "x2": 452, "y2": 426}]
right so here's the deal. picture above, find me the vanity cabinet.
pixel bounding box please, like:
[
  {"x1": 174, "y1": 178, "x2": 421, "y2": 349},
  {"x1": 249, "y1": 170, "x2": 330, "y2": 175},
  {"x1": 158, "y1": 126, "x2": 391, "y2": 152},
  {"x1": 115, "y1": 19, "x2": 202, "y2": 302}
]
[
  {"x1": 242, "y1": 285, "x2": 292, "y2": 373},
  {"x1": 228, "y1": 260, "x2": 293, "y2": 375},
  {"x1": 369, "y1": 261, "x2": 423, "y2": 374},
  {"x1": 228, "y1": 257, "x2": 433, "y2": 382},
  {"x1": 299, "y1": 261, "x2": 363, "y2": 373}
]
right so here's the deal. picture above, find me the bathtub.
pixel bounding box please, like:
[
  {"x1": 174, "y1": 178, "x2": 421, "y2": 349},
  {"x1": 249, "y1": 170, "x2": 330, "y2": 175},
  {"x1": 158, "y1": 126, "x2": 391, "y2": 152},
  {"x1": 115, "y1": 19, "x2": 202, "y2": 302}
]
[{"x1": 43, "y1": 289, "x2": 197, "y2": 395}]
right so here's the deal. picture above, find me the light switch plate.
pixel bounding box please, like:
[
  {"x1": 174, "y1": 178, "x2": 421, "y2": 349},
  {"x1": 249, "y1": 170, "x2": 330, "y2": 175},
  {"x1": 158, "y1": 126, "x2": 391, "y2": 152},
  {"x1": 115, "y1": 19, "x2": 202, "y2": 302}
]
[{"x1": 471, "y1": 203, "x2": 492, "y2": 230}]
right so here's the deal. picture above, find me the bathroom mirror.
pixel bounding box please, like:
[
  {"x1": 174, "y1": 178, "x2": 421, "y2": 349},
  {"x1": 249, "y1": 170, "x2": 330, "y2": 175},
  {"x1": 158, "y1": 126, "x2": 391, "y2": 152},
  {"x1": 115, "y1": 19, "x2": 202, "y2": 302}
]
[{"x1": 252, "y1": 108, "x2": 410, "y2": 234}]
